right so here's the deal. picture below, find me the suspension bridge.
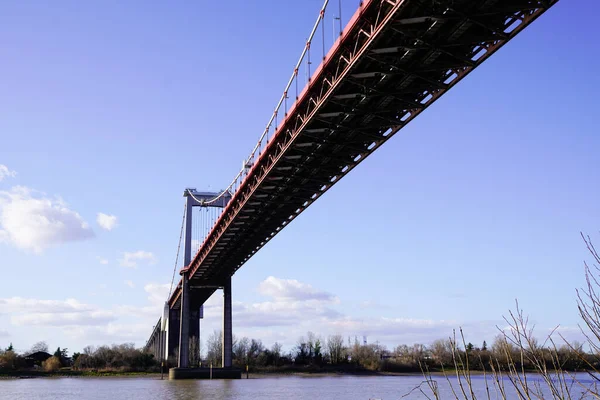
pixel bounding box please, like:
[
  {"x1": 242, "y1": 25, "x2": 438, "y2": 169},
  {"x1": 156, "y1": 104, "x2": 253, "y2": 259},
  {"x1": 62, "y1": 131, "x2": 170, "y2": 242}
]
[{"x1": 144, "y1": 0, "x2": 559, "y2": 378}]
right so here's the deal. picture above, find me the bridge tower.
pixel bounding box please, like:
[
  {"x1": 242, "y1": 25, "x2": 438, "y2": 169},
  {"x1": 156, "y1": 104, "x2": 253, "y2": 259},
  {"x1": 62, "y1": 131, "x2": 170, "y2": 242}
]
[{"x1": 177, "y1": 188, "x2": 232, "y2": 368}]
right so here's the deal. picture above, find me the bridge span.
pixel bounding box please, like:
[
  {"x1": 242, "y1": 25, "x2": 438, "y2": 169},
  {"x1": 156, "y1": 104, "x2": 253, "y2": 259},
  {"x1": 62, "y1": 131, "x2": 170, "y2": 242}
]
[{"x1": 145, "y1": 0, "x2": 558, "y2": 375}]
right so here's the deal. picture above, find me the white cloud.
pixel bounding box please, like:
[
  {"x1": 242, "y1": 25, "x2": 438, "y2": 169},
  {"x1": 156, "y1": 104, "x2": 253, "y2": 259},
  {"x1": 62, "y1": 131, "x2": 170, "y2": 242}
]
[
  {"x1": 192, "y1": 279, "x2": 343, "y2": 332},
  {"x1": 0, "y1": 277, "x2": 502, "y2": 351},
  {"x1": 0, "y1": 297, "x2": 116, "y2": 327},
  {"x1": 0, "y1": 297, "x2": 95, "y2": 314},
  {"x1": 0, "y1": 294, "x2": 165, "y2": 345},
  {"x1": 65, "y1": 323, "x2": 152, "y2": 342},
  {"x1": 11, "y1": 311, "x2": 115, "y2": 327},
  {"x1": 0, "y1": 165, "x2": 16, "y2": 181},
  {"x1": 0, "y1": 330, "x2": 9, "y2": 338},
  {"x1": 258, "y1": 276, "x2": 339, "y2": 302},
  {"x1": 114, "y1": 305, "x2": 159, "y2": 319},
  {"x1": 0, "y1": 296, "x2": 156, "y2": 344},
  {"x1": 96, "y1": 256, "x2": 109, "y2": 265},
  {"x1": 96, "y1": 213, "x2": 118, "y2": 231},
  {"x1": 192, "y1": 276, "x2": 470, "y2": 350},
  {"x1": 119, "y1": 250, "x2": 157, "y2": 268},
  {"x1": 144, "y1": 283, "x2": 170, "y2": 306},
  {"x1": 124, "y1": 280, "x2": 135, "y2": 289},
  {"x1": 0, "y1": 186, "x2": 94, "y2": 253}
]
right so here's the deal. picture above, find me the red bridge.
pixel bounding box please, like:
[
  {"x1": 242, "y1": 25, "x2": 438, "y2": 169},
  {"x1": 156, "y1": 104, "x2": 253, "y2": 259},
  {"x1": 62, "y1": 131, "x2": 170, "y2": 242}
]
[{"x1": 145, "y1": 0, "x2": 559, "y2": 376}]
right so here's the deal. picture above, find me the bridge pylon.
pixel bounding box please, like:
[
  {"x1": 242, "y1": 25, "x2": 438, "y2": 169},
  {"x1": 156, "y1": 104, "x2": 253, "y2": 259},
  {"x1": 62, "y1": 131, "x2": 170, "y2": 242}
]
[{"x1": 178, "y1": 188, "x2": 232, "y2": 369}]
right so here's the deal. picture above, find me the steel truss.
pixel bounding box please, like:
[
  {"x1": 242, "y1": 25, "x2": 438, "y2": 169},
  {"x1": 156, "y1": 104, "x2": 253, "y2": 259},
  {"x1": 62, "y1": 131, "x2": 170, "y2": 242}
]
[{"x1": 169, "y1": 0, "x2": 558, "y2": 308}]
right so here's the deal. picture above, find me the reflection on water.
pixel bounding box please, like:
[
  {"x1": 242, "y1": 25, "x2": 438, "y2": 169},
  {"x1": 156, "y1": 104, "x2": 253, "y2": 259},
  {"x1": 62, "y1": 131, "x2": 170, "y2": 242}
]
[{"x1": 0, "y1": 374, "x2": 596, "y2": 399}]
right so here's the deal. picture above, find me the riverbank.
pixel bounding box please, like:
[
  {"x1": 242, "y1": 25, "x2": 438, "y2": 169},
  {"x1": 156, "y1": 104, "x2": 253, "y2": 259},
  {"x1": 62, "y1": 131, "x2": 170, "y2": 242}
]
[
  {"x1": 0, "y1": 368, "x2": 486, "y2": 380},
  {"x1": 247, "y1": 369, "x2": 491, "y2": 379},
  {"x1": 0, "y1": 370, "x2": 162, "y2": 379},
  {"x1": 0, "y1": 363, "x2": 417, "y2": 379},
  {"x1": 0, "y1": 366, "x2": 573, "y2": 380}
]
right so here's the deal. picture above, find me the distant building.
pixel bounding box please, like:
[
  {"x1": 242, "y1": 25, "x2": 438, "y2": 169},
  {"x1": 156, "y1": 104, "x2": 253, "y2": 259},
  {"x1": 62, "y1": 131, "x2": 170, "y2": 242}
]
[{"x1": 24, "y1": 351, "x2": 52, "y2": 368}]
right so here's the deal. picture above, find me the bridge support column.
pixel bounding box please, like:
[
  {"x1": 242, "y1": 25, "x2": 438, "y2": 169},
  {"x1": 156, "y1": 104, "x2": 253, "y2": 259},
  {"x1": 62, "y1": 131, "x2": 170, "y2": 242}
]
[
  {"x1": 178, "y1": 272, "x2": 190, "y2": 368},
  {"x1": 158, "y1": 330, "x2": 163, "y2": 363},
  {"x1": 188, "y1": 307, "x2": 200, "y2": 367},
  {"x1": 222, "y1": 276, "x2": 232, "y2": 368},
  {"x1": 162, "y1": 330, "x2": 167, "y2": 363},
  {"x1": 160, "y1": 304, "x2": 168, "y2": 364},
  {"x1": 167, "y1": 308, "x2": 180, "y2": 365}
]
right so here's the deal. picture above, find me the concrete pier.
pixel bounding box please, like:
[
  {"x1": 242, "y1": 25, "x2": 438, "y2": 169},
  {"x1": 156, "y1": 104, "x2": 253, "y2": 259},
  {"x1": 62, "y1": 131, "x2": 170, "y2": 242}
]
[
  {"x1": 167, "y1": 308, "x2": 180, "y2": 364},
  {"x1": 222, "y1": 276, "x2": 232, "y2": 368},
  {"x1": 178, "y1": 273, "x2": 190, "y2": 367},
  {"x1": 169, "y1": 367, "x2": 241, "y2": 380}
]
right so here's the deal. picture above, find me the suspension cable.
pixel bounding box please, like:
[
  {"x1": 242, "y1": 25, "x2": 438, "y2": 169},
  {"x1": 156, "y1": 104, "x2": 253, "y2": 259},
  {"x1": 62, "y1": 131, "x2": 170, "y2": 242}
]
[
  {"x1": 167, "y1": 202, "x2": 187, "y2": 300},
  {"x1": 180, "y1": 0, "x2": 330, "y2": 208},
  {"x1": 186, "y1": 188, "x2": 233, "y2": 208}
]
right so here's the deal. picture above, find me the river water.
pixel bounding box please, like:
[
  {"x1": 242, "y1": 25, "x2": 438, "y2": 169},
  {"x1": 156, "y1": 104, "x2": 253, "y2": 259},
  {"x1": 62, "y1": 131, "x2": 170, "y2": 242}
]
[{"x1": 0, "y1": 374, "x2": 597, "y2": 399}]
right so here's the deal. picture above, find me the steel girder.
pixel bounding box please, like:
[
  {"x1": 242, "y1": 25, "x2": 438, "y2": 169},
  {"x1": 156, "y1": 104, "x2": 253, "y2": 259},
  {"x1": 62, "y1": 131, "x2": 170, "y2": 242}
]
[{"x1": 169, "y1": 0, "x2": 558, "y2": 307}]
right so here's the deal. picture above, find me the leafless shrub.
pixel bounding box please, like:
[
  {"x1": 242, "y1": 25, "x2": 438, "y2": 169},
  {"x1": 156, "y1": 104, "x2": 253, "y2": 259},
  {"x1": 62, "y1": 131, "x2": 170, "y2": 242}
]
[
  {"x1": 42, "y1": 356, "x2": 61, "y2": 372},
  {"x1": 414, "y1": 232, "x2": 600, "y2": 399}
]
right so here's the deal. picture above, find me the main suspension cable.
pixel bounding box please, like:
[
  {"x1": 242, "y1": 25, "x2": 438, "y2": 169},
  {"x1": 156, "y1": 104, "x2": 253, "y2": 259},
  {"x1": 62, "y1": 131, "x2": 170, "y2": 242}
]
[
  {"x1": 181, "y1": 1, "x2": 330, "y2": 209},
  {"x1": 167, "y1": 202, "x2": 187, "y2": 300},
  {"x1": 187, "y1": 187, "x2": 232, "y2": 207}
]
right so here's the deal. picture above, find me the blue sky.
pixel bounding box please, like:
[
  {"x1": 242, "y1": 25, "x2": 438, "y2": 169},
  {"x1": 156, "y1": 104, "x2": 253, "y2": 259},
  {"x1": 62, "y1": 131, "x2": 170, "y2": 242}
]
[{"x1": 1, "y1": 0, "x2": 598, "y2": 355}]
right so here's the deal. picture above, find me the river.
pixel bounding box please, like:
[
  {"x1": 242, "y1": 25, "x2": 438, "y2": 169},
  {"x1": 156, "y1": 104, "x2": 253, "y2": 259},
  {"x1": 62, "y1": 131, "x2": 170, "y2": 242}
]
[{"x1": 0, "y1": 374, "x2": 597, "y2": 399}]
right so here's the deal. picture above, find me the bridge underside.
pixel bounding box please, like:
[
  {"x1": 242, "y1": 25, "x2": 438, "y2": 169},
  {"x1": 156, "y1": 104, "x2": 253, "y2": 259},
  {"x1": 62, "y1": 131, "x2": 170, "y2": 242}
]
[{"x1": 168, "y1": 0, "x2": 556, "y2": 309}]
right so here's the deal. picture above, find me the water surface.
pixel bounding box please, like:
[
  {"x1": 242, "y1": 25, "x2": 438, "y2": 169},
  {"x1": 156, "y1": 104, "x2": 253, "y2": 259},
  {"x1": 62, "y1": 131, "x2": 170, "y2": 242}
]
[{"x1": 0, "y1": 374, "x2": 596, "y2": 399}]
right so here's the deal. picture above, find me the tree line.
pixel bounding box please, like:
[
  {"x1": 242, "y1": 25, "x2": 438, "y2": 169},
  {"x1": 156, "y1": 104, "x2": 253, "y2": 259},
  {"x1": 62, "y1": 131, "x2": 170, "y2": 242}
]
[
  {"x1": 0, "y1": 341, "x2": 157, "y2": 373},
  {"x1": 190, "y1": 329, "x2": 591, "y2": 373},
  {"x1": 1, "y1": 331, "x2": 592, "y2": 374}
]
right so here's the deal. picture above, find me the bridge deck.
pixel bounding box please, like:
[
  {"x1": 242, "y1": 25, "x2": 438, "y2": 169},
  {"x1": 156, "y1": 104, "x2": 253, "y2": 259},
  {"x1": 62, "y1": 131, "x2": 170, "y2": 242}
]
[{"x1": 169, "y1": 0, "x2": 558, "y2": 308}]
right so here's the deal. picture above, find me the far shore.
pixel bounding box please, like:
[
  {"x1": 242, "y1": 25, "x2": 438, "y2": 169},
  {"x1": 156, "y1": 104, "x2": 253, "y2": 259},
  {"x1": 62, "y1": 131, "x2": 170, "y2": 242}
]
[{"x1": 0, "y1": 369, "x2": 524, "y2": 380}]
